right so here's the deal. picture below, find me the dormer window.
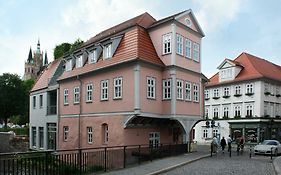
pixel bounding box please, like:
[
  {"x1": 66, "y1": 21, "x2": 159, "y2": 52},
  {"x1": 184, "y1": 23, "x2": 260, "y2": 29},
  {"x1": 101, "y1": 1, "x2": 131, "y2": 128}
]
[
  {"x1": 221, "y1": 68, "x2": 232, "y2": 80},
  {"x1": 89, "y1": 50, "x2": 97, "y2": 63},
  {"x1": 103, "y1": 44, "x2": 112, "y2": 59},
  {"x1": 76, "y1": 55, "x2": 83, "y2": 68},
  {"x1": 65, "y1": 59, "x2": 72, "y2": 71}
]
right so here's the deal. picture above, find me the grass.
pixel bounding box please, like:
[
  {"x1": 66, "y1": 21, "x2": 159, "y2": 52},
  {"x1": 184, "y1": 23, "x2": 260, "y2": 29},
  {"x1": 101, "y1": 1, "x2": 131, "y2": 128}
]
[{"x1": 0, "y1": 127, "x2": 29, "y2": 136}]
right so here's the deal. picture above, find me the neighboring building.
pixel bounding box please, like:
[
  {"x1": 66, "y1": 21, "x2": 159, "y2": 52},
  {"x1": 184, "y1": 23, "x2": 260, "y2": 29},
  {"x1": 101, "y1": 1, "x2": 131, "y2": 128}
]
[
  {"x1": 23, "y1": 40, "x2": 48, "y2": 80},
  {"x1": 29, "y1": 59, "x2": 64, "y2": 150},
  {"x1": 56, "y1": 10, "x2": 207, "y2": 150},
  {"x1": 194, "y1": 52, "x2": 281, "y2": 144}
]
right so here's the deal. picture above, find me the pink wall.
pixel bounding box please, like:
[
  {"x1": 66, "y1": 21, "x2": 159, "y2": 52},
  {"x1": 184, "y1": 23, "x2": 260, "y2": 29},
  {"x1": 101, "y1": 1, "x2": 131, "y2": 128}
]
[{"x1": 177, "y1": 14, "x2": 198, "y2": 32}]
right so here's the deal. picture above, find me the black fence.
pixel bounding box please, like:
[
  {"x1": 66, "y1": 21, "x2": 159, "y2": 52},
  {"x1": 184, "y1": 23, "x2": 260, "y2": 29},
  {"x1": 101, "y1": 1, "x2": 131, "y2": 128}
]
[{"x1": 0, "y1": 143, "x2": 188, "y2": 175}]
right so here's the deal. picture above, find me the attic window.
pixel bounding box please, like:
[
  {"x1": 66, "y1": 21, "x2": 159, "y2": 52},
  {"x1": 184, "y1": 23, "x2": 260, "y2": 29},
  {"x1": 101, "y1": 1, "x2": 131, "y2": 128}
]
[
  {"x1": 185, "y1": 18, "x2": 192, "y2": 27},
  {"x1": 89, "y1": 50, "x2": 97, "y2": 63},
  {"x1": 76, "y1": 55, "x2": 83, "y2": 68},
  {"x1": 65, "y1": 59, "x2": 72, "y2": 71},
  {"x1": 103, "y1": 44, "x2": 112, "y2": 59}
]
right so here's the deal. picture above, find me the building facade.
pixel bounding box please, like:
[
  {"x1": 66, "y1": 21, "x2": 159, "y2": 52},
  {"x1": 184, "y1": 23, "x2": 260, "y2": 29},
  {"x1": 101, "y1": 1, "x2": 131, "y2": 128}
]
[{"x1": 194, "y1": 53, "x2": 281, "y2": 144}]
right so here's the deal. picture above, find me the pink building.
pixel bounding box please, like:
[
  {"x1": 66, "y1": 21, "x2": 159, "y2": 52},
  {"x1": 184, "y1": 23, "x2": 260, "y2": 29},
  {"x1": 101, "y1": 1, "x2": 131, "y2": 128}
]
[{"x1": 30, "y1": 10, "x2": 207, "y2": 151}]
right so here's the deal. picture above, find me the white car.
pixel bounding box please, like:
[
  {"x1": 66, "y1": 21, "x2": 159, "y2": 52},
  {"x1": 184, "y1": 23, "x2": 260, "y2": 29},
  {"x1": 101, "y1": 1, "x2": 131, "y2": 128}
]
[{"x1": 254, "y1": 140, "x2": 281, "y2": 156}]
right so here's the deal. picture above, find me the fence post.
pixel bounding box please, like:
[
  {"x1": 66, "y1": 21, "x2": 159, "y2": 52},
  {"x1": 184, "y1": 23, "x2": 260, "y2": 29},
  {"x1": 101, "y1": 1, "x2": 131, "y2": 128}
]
[
  {"x1": 79, "y1": 149, "x2": 82, "y2": 175},
  {"x1": 104, "y1": 147, "x2": 107, "y2": 172},
  {"x1": 210, "y1": 143, "x2": 213, "y2": 157},
  {"x1": 229, "y1": 145, "x2": 231, "y2": 157},
  {"x1": 123, "y1": 146, "x2": 127, "y2": 168},
  {"x1": 271, "y1": 147, "x2": 273, "y2": 161},
  {"x1": 45, "y1": 152, "x2": 49, "y2": 175},
  {"x1": 249, "y1": 146, "x2": 252, "y2": 158},
  {"x1": 138, "y1": 145, "x2": 141, "y2": 165}
]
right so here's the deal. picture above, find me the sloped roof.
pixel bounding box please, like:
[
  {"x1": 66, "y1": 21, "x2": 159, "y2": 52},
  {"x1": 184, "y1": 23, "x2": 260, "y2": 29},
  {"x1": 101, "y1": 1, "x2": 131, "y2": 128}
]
[
  {"x1": 31, "y1": 59, "x2": 62, "y2": 92},
  {"x1": 208, "y1": 52, "x2": 281, "y2": 86}
]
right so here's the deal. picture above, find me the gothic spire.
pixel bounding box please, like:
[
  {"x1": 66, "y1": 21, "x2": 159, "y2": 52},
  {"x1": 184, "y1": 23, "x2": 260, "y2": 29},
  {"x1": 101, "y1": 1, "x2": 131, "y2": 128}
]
[
  {"x1": 27, "y1": 47, "x2": 33, "y2": 63},
  {"x1": 44, "y1": 51, "x2": 48, "y2": 65},
  {"x1": 36, "y1": 38, "x2": 40, "y2": 53}
]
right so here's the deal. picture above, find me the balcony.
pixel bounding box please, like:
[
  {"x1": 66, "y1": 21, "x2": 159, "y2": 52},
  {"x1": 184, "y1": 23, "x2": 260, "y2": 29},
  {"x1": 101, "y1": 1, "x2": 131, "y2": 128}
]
[{"x1": 47, "y1": 105, "x2": 57, "y2": 115}]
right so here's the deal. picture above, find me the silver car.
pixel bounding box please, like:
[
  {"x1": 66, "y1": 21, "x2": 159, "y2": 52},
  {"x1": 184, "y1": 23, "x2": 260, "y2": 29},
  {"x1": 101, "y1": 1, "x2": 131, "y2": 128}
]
[{"x1": 254, "y1": 140, "x2": 281, "y2": 156}]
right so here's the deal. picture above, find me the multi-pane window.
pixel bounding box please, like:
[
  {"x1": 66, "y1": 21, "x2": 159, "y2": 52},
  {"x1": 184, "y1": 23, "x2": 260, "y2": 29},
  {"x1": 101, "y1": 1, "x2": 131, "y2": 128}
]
[
  {"x1": 185, "y1": 39, "x2": 192, "y2": 58},
  {"x1": 101, "y1": 80, "x2": 109, "y2": 100},
  {"x1": 63, "y1": 126, "x2": 69, "y2": 142},
  {"x1": 223, "y1": 106, "x2": 229, "y2": 118},
  {"x1": 86, "y1": 84, "x2": 93, "y2": 102},
  {"x1": 89, "y1": 50, "x2": 97, "y2": 63},
  {"x1": 163, "y1": 33, "x2": 171, "y2": 54},
  {"x1": 213, "y1": 129, "x2": 218, "y2": 137},
  {"x1": 246, "y1": 83, "x2": 254, "y2": 94},
  {"x1": 64, "y1": 89, "x2": 69, "y2": 105},
  {"x1": 205, "y1": 108, "x2": 209, "y2": 119},
  {"x1": 193, "y1": 43, "x2": 200, "y2": 62},
  {"x1": 177, "y1": 80, "x2": 183, "y2": 100},
  {"x1": 149, "y1": 132, "x2": 160, "y2": 148},
  {"x1": 39, "y1": 95, "x2": 43, "y2": 108},
  {"x1": 39, "y1": 127, "x2": 44, "y2": 148},
  {"x1": 193, "y1": 84, "x2": 199, "y2": 102},
  {"x1": 114, "y1": 77, "x2": 122, "y2": 99},
  {"x1": 205, "y1": 90, "x2": 209, "y2": 99},
  {"x1": 246, "y1": 104, "x2": 253, "y2": 117},
  {"x1": 264, "y1": 102, "x2": 269, "y2": 116},
  {"x1": 213, "y1": 88, "x2": 219, "y2": 98},
  {"x1": 76, "y1": 55, "x2": 83, "y2": 68},
  {"x1": 103, "y1": 44, "x2": 112, "y2": 59},
  {"x1": 185, "y1": 82, "x2": 192, "y2": 101},
  {"x1": 176, "y1": 34, "x2": 183, "y2": 55},
  {"x1": 33, "y1": 96, "x2": 36, "y2": 109},
  {"x1": 213, "y1": 107, "x2": 219, "y2": 119},
  {"x1": 162, "y1": 79, "x2": 171, "y2": 100},
  {"x1": 74, "y1": 87, "x2": 80, "y2": 104},
  {"x1": 234, "y1": 105, "x2": 241, "y2": 117},
  {"x1": 264, "y1": 83, "x2": 270, "y2": 93},
  {"x1": 203, "y1": 129, "x2": 208, "y2": 138},
  {"x1": 223, "y1": 87, "x2": 230, "y2": 97},
  {"x1": 32, "y1": 127, "x2": 36, "y2": 147},
  {"x1": 65, "y1": 59, "x2": 72, "y2": 71},
  {"x1": 147, "y1": 77, "x2": 156, "y2": 99},
  {"x1": 276, "y1": 86, "x2": 280, "y2": 95},
  {"x1": 221, "y1": 69, "x2": 232, "y2": 79},
  {"x1": 87, "y1": 127, "x2": 93, "y2": 144},
  {"x1": 102, "y1": 124, "x2": 109, "y2": 144},
  {"x1": 235, "y1": 85, "x2": 241, "y2": 95}
]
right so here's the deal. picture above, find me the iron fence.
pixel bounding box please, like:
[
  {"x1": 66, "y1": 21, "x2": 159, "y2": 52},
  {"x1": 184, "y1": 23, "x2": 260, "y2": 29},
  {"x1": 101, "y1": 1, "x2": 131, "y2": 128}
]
[{"x1": 0, "y1": 143, "x2": 188, "y2": 175}]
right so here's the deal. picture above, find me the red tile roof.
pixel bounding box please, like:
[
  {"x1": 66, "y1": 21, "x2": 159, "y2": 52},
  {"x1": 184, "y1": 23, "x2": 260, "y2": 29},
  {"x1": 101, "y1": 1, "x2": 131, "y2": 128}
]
[
  {"x1": 31, "y1": 59, "x2": 62, "y2": 92},
  {"x1": 208, "y1": 52, "x2": 281, "y2": 86}
]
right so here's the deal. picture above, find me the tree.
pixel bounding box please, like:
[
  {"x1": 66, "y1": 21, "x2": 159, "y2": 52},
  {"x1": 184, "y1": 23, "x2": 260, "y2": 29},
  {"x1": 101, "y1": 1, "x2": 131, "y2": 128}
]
[
  {"x1": 0, "y1": 73, "x2": 26, "y2": 128},
  {"x1": 70, "y1": 38, "x2": 84, "y2": 53},
  {"x1": 53, "y1": 38, "x2": 84, "y2": 59}
]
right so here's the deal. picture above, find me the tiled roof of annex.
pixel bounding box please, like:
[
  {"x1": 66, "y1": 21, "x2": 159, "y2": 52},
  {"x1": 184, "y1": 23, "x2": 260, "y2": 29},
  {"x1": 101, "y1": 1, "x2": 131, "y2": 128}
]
[
  {"x1": 58, "y1": 12, "x2": 169, "y2": 81},
  {"x1": 207, "y1": 52, "x2": 281, "y2": 87}
]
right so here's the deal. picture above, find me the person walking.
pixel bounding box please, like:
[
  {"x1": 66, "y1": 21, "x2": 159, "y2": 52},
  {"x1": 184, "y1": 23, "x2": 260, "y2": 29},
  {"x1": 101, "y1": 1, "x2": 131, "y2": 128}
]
[
  {"x1": 220, "y1": 136, "x2": 227, "y2": 154},
  {"x1": 227, "y1": 135, "x2": 232, "y2": 152}
]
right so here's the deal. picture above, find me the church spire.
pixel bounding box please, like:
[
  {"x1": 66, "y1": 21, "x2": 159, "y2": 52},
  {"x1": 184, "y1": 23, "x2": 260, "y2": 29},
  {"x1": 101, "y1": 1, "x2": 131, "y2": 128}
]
[
  {"x1": 36, "y1": 38, "x2": 40, "y2": 53},
  {"x1": 44, "y1": 51, "x2": 48, "y2": 65},
  {"x1": 27, "y1": 47, "x2": 33, "y2": 63}
]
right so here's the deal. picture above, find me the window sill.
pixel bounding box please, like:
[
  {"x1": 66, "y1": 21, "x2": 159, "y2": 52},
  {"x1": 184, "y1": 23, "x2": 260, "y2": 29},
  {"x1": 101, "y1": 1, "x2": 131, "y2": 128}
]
[
  {"x1": 147, "y1": 97, "x2": 156, "y2": 100},
  {"x1": 113, "y1": 97, "x2": 122, "y2": 100},
  {"x1": 177, "y1": 98, "x2": 184, "y2": 101},
  {"x1": 222, "y1": 95, "x2": 230, "y2": 98},
  {"x1": 205, "y1": 98, "x2": 210, "y2": 100},
  {"x1": 86, "y1": 101, "x2": 93, "y2": 103},
  {"x1": 73, "y1": 102, "x2": 80, "y2": 105},
  {"x1": 162, "y1": 52, "x2": 171, "y2": 56},
  {"x1": 185, "y1": 99, "x2": 192, "y2": 102},
  {"x1": 234, "y1": 94, "x2": 242, "y2": 97},
  {"x1": 264, "y1": 92, "x2": 271, "y2": 95},
  {"x1": 212, "y1": 97, "x2": 220, "y2": 100},
  {"x1": 276, "y1": 94, "x2": 281, "y2": 98},
  {"x1": 100, "y1": 99, "x2": 109, "y2": 102},
  {"x1": 162, "y1": 98, "x2": 171, "y2": 101},
  {"x1": 64, "y1": 103, "x2": 69, "y2": 106},
  {"x1": 245, "y1": 93, "x2": 254, "y2": 96}
]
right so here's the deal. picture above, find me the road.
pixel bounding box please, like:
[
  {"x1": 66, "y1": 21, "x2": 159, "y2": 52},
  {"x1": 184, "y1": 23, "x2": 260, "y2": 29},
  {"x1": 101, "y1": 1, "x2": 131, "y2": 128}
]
[{"x1": 160, "y1": 150, "x2": 276, "y2": 175}]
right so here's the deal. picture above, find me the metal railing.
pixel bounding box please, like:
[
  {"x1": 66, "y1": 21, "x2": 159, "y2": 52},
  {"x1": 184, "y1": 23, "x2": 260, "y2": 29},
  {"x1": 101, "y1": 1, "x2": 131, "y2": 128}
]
[{"x1": 0, "y1": 143, "x2": 188, "y2": 175}]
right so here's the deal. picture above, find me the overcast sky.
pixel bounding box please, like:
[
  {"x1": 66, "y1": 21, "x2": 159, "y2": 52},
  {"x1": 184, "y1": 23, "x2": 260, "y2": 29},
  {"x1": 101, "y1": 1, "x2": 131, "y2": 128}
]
[{"x1": 1, "y1": 0, "x2": 281, "y2": 78}]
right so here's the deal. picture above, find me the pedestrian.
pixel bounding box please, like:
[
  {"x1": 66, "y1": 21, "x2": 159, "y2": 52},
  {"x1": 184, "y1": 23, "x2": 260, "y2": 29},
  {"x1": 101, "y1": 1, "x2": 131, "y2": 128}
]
[
  {"x1": 239, "y1": 136, "x2": 245, "y2": 154},
  {"x1": 212, "y1": 136, "x2": 218, "y2": 153},
  {"x1": 220, "y1": 136, "x2": 226, "y2": 153},
  {"x1": 227, "y1": 135, "x2": 232, "y2": 152}
]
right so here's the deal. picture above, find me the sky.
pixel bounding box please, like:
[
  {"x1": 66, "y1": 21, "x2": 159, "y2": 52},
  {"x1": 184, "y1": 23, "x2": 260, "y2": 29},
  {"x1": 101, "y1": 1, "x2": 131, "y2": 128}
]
[{"x1": 0, "y1": 0, "x2": 281, "y2": 78}]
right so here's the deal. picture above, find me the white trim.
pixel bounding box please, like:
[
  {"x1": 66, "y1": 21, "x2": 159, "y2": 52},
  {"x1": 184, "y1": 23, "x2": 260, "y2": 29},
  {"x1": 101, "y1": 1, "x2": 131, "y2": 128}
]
[
  {"x1": 113, "y1": 77, "x2": 122, "y2": 99},
  {"x1": 100, "y1": 80, "x2": 109, "y2": 101},
  {"x1": 134, "y1": 64, "x2": 140, "y2": 112}
]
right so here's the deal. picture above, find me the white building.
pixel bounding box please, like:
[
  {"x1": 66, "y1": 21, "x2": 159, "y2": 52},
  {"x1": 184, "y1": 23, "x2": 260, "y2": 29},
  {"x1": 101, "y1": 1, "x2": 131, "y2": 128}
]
[{"x1": 194, "y1": 52, "x2": 281, "y2": 144}]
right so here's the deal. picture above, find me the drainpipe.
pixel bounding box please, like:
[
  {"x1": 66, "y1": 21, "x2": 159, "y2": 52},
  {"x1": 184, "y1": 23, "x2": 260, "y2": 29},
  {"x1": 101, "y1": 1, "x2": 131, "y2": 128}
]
[
  {"x1": 77, "y1": 75, "x2": 82, "y2": 149},
  {"x1": 57, "y1": 86, "x2": 60, "y2": 150}
]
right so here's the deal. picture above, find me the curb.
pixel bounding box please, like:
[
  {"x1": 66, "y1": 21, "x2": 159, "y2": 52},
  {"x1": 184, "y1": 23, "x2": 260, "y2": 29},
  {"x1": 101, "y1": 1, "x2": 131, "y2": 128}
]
[
  {"x1": 146, "y1": 154, "x2": 210, "y2": 175},
  {"x1": 273, "y1": 156, "x2": 281, "y2": 175}
]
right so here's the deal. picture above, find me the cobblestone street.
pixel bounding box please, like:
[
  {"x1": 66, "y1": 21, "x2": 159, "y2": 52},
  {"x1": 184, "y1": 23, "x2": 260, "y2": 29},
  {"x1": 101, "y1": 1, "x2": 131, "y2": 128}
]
[{"x1": 160, "y1": 151, "x2": 276, "y2": 175}]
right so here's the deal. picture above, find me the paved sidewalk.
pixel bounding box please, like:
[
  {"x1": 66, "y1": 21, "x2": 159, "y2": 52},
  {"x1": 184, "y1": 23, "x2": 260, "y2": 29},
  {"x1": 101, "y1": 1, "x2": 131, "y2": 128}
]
[{"x1": 274, "y1": 156, "x2": 281, "y2": 175}]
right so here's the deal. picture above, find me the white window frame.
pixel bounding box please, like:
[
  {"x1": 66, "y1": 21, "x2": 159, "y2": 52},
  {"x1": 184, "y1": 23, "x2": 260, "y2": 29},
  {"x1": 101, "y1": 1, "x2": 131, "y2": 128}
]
[
  {"x1": 64, "y1": 89, "x2": 69, "y2": 105},
  {"x1": 102, "y1": 124, "x2": 109, "y2": 144},
  {"x1": 65, "y1": 59, "x2": 72, "y2": 71},
  {"x1": 223, "y1": 106, "x2": 229, "y2": 118},
  {"x1": 147, "y1": 77, "x2": 156, "y2": 99},
  {"x1": 177, "y1": 80, "x2": 183, "y2": 100},
  {"x1": 176, "y1": 34, "x2": 183, "y2": 55},
  {"x1": 76, "y1": 55, "x2": 83, "y2": 68},
  {"x1": 149, "y1": 132, "x2": 160, "y2": 148},
  {"x1": 205, "y1": 90, "x2": 209, "y2": 99},
  {"x1": 185, "y1": 39, "x2": 192, "y2": 59},
  {"x1": 213, "y1": 107, "x2": 219, "y2": 119},
  {"x1": 234, "y1": 105, "x2": 242, "y2": 117},
  {"x1": 246, "y1": 104, "x2": 253, "y2": 117},
  {"x1": 103, "y1": 44, "x2": 112, "y2": 59},
  {"x1": 223, "y1": 87, "x2": 230, "y2": 96},
  {"x1": 246, "y1": 83, "x2": 254, "y2": 94},
  {"x1": 162, "y1": 79, "x2": 171, "y2": 100},
  {"x1": 213, "y1": 88, "x2": 219, "y2": 98},
  {"x1": 39, "y1": 95, "x2": 43, "y2": 108},
  {"x1": 193, "y1": 84, "x2": 199, "y2": 102},
  {"x1": 101, "y1": 80, "x2": 109, "y2": 101},
  {"x1": 193, "y1": 43, "x2": 200, "y2": 62},
  {"x1": 205, "y1": 108, "x2": 209, "y2": 119},
  {"x1": 39, "y1": 127, "x2": 44, "y2": 149},
  {"x1": 185, "y1": 82, "x2": 192, "y2": 101},
  {"x1": 114, "y1": 77, "x2": 123, "y2": 99},
  {"x1": 203, "y1": 129, "x2": 208, "y2": 138},
  {"x1": 162, "y1": 33, "x2": 172, "y2": 54},
  {"x1": 73, "y1": 86, "x2": 80, "y2": 104},
  {"x1": 87, "y1": 127, "x2": 93, "y2": 144},
  {"x1": 33, "y1": 96, "x2": 36, "y2": 109},
  {"x1": 63, "y1": 126, "x2": 69, "y2": 142},
  {"x1": 89, "y1": 50, "x2": 97, "y2": 63},
  {"x1": 235, "y1": 85, "x2": 241, "y2": 95},
  {"x1": 86, "y1": 84, "x2": 93, "y2": 102}
]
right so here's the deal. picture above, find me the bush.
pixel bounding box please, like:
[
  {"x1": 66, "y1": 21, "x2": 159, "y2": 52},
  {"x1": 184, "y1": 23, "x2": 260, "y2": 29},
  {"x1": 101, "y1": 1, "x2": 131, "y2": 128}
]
[{"x1": 0, "y1": 127, "x2": 29, "y2": 136}]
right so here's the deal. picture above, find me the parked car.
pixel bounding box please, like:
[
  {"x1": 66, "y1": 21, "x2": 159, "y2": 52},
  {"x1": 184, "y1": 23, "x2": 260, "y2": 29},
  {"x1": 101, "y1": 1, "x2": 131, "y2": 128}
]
[{"x1": 254, "y1": 140, "x2": 281, "y2": 156}]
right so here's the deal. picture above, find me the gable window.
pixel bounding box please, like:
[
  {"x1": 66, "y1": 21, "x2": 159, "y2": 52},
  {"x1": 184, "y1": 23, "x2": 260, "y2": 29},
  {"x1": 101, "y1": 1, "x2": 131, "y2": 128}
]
[
  {"x1": 176, "y1": 34, "x2": 183, "y2": 55},
  {"x1": 177, "y1": 80, "x2": 183, "y2": 100},
  {"x1": 203, "y1": 129, "x2": 208, "y2": 138},
  {"x1": 205, "y1": 90, "x2": 209, "y2": 99},
  {"x1": 213, "y1": 88, "x2": 219, "y2": 99},
  {"x1": 193, "y1": 84, "x2": 199, "y2": 102},
  {"x1": 163, "y1": 33, "x2": 171, "y2": 54},
  {"x1": 113, "y1": 77, "x2": 122, "y2": 99},
  {"x1": 101, "y1": 80, "x2": 109, "y2": 101},
  {"x1": 39, "y1": 127, "x2": 44, "y2": 149},
  {"x1": 73, "y1": 87, "x2": 80, "y2": 104},
  {"x1": 86, "y1": 84, "x2": 93, "y2": 102},
  {"x1": 103, "y1": 44, "x2": 112, "y2": 59},
  {"x1": 213, "y1": 107, "x2": 219, "y2": 119},
  {"x1": 89, "y1": 50, "x2": 97, "y2": 63},
  {"x1": 64, "y1": 89, "x2": 69, "y2": 105},
  {"x1": 185, "y1": 82, "x2": 192, "y2": 101},
  {"x1": 234, "y1": 85, "x2": 241, "y2": 95},
  {"x1": 246, "y1": 104, "x2": 253, "y2": 117},
  {"x1": 65, "y1": 59, "x2": 72, "y2": 71},
  {"x1": 102, "y1": 123, "x2": 109, "y2": 144},
  {"x1": 185, "y1": 39, "x2": 192, "y2": 58},
  {"x1": 149, "y1": 132, "x2": 160, "y2": 148},
  {"x1": 162, "y1": 79, "x2": 171, "y2": 100},
  {"x1": 147, "y1": 77, "x2": 156, "y2": 99},
  {"x1": 76, "y1": 55, "x2": 83, "y2": 68},
  {"x1": 193, "y1": 43, "x2": 200, "y2": 62},
  {"x1": 33, "y1": 96, "x2": 36, "y2": 109},
  {"x1": 246, "y1": 83, "x2": 254, "y2": 95},
  {"x1": 223, "y1": 106, "x2": 229, "y2": 118},
  {"x1": 63, "y1": 126, "x2": 69, "y2": 142},
  {"x1": 39, "y1": 95, "x2": 43, "y2": 108},
  {"x1": 234, "y1": 105, "x2": 241, "y2": 118},
  {"x1": 32, "y1": 127, "x2": 36, "y2": 147},
  {"x1": 87, "y1": 127, "x2": 93, "y2": 144}
]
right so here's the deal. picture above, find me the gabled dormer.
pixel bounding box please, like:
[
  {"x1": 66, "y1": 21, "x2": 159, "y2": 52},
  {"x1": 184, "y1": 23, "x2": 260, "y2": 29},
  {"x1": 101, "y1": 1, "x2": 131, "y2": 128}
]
[{"x1": 217, "y1": 59, "x2": 243, "y2": 82}]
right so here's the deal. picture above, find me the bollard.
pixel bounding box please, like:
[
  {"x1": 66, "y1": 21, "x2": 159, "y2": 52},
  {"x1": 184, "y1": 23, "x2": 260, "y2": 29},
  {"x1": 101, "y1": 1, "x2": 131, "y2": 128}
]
[
  {"x1": 229, "y1": 145, "x2": 231, "y2": 157},
  {"x1": 211, "y1": 143, "x2": 213, "y2": 157},
  {"x1": 271, "y1": 147, "x2": 273, "y2": 161},
  {"x1": 249, "y1": 146, "x2": 252, "y2": 158}
]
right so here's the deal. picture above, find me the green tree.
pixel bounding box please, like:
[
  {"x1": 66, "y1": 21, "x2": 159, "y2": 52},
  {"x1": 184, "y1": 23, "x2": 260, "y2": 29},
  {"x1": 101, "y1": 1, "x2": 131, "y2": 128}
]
[
  {"x1": 70, "y1": 38, "x2": 84, "y2": 53},
  {"x1": 0, "y1": 73, "x2": 26, "y2": 128},
  {"x1": 21, "y1": 78, "x2": 35, "y2": 125},
  {"x1": 54, "y1": 43, "x2": 71, "y2": 59}
]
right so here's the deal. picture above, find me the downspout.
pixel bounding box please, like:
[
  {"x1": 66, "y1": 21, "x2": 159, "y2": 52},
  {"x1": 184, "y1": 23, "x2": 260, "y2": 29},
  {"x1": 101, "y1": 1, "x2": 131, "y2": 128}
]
[
  {"x1": 57, "y1": 86, "x2": 60, "y2": 150},
  {"x1": 77, "y1": 75, "x2": 82, "y2": 149}
]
